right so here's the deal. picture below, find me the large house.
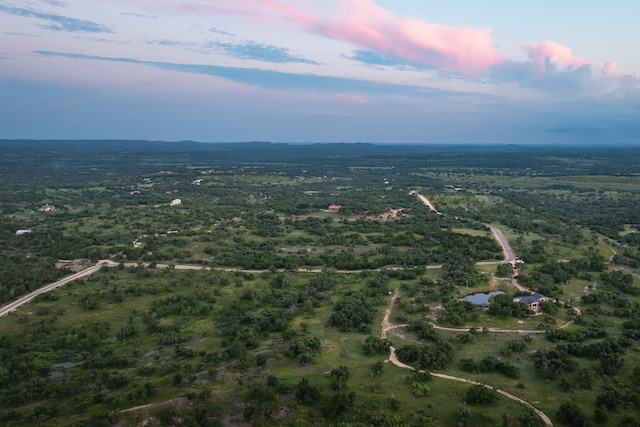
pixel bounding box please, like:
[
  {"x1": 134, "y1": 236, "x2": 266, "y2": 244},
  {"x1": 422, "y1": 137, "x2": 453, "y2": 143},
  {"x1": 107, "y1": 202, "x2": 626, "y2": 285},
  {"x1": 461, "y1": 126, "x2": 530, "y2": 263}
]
[
  {"x1": 39, "y1": 204, "x2": 55, "y2": 212},
  {"x1": 328, "y1": 204, "x2": 342, "y2": 213},
  {"x1": 513, "y1": 293, "x2": 545, "y2": 312}
]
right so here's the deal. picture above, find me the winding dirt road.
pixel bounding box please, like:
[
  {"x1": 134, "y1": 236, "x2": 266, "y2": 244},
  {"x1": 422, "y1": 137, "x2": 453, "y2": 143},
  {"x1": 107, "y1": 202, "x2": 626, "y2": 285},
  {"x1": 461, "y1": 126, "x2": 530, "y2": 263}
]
[{"x1": 382, "y1": 287, "x2": 553, "y2": 426}]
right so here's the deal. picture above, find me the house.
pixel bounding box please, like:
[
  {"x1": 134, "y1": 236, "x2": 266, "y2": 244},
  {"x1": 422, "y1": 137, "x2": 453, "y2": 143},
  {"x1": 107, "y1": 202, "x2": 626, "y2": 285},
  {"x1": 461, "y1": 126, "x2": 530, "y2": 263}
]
[
  {"x1": 39, "y1": 204, "x2": 55, "y2": 212},
  {"x1": 328, "y1": 204, "x2": 342, "y2": 212},
  {"x1": 513, "y1": 293, "x2": 544, "y2": 312},
  {"x1": 170, "y1": 199, "x2": 182, "y2": 206},
  {"x1": 191, "y1": 179, "x2": 202, "y2": 185},
  {"x1": 15, "y1": 229, "x2": 31, "y2": 236}
]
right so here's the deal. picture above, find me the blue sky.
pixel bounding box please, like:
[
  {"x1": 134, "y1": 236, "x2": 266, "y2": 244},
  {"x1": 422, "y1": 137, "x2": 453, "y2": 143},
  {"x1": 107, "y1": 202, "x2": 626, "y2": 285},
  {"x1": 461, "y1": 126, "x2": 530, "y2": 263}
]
[{"x1": 1, "y1": 0, "x2": 639, "y2": 144}]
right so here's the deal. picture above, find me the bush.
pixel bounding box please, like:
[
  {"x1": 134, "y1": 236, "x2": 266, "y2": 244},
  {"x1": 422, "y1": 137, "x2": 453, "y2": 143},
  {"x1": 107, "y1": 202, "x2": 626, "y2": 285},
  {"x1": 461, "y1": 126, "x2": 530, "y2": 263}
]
[{"x1": 465, "y1": 385, "x2": 498, "y2": 405}]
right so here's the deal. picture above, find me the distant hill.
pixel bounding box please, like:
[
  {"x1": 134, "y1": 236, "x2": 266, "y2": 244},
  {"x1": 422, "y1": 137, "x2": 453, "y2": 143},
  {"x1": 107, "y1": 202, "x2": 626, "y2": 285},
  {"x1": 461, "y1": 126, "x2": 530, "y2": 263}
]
[{"x1": 2, "y1": 139, "x2": 640, "y2": 174}]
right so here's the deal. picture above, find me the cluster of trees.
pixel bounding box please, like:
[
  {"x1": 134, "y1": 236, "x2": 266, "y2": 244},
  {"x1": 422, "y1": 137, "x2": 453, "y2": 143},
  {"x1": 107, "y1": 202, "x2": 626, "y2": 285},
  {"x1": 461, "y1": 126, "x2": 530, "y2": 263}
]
[
  {"x1": 460, "y1": 356, "x2": 520, "y2": 379},
  {"x1": 487, "y1": 293, "x2": 532, "y2": 317},
  {"x1": 362, "y1": 336, "x2": 392, "y2": 356},
  {"x1": 517, "y1": 253, "x2": 606, "y2": 297},
  {"x1": 395, "y1": 338, "x2": 457, "y2": 371},
  {"x1": 465, "y1": 385, "x2": 498, "y2": 405},
  {"x1": 327, "y1": 292, "x2": 375, "y2": 332},
  {"x1": 439, "y1": 299, "x2": 480, "y2": 325}
]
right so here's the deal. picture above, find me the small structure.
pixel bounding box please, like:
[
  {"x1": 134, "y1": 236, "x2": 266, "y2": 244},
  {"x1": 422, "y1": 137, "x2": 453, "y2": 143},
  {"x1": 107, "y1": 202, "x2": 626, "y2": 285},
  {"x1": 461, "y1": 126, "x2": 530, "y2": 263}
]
[
  {"x1": 191, "y1": 179, "x2": 202, "y2": 185},
  {"x1": 327, "y1": 204, "x2": 342, "y2": 212},
  {"x1": 513, "y1": 293, "x2": 544, "y2": 312},
  {"x1": 39, "y1": 204, "x2": 55, "y2": 212},
  {"x1": 170, "y1": 199, "x2": 182, "y2": 206},
  {"x1": 15, "y1": 229, "x2": 31, "y2": 236}
]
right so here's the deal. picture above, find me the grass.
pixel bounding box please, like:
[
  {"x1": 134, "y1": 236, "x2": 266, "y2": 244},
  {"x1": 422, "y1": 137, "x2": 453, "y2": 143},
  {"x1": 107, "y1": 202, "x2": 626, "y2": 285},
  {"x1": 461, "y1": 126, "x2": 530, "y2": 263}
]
[
  {"x1": 1, "y1": 264, "x2": 562, "y2": 426},
  {"x1": 452, "y1": 228, "x2": 488, "y2": 237},
  {"x1": 3, "y1": 161, "x2": 640, "y2": 426}
]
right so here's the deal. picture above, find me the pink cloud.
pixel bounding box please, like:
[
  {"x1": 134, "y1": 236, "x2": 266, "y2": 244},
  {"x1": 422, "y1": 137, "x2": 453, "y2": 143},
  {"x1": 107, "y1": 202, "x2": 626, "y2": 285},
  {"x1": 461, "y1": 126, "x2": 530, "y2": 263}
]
[
  {"x1": 602, "y1": 61, "x2": 617, "y2": 75},
  {"x1": 109, "y1": 0, "x2": 638, "y2": 92},
  {"x1": 308, "y1": 0, "x2": 501, "y2": 74},
  {"x1": 110, "y1": 0, "x2": 502, "y2": 75},
  {"x1": 292, "y1": 0, "x2": 501, "y2": 74},
  {"x1": 524, "y1": 40, "x2": 589, "y2": 73}
]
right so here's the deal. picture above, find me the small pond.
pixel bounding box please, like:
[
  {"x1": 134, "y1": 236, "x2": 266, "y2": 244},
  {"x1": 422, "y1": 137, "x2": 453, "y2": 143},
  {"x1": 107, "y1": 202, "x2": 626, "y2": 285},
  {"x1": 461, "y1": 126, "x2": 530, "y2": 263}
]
[{"x1": 461, "y1": 290, "x2": 505, "y2": 305}]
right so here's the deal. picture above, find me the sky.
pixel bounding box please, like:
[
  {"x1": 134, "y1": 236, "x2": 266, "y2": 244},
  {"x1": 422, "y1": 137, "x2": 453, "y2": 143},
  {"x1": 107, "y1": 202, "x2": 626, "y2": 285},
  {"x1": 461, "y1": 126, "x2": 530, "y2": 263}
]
[{"x1": 0, "y1": 0, "x2": 639, "y2": 144}]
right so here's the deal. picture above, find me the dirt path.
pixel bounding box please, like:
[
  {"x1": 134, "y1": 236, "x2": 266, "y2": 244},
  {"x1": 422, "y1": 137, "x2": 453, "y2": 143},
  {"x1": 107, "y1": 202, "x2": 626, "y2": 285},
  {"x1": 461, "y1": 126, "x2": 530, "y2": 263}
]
[
  {"x1": 431, "y1": 324, "x2": 546, "y2": 334},
  {"x1": 381, "y1": 288, "x2": 406, "y2": 339},
  {"x1": 412, "y1": 192, "x2": 442, "y2": 215},
  {"x1": 120, "y1": 398, "x2": 183, "y2": 413},
  {"x1": 382, "y1": 289, "x2": 553, "y2": 426}
]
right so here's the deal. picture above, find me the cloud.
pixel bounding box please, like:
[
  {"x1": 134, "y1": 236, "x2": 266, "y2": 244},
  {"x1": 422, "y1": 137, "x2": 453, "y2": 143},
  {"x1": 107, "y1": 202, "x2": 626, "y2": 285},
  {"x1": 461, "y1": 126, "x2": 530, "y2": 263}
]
[
  {"x1": 209, "y1": 27, "x2": 235, "y2": 36},
  {"x1": 41, "y1": 0, "x2": 67, "y2": 7},
  {"x1": 146, "y1": 39, "x2": 196, "y2": 48},
  {"x1": 524, "y1": 40, "x2": 588, "y2": 74},
  {"x1": 487, "y1": 39, "x2": 640, "y2": 100},
  {"x1": 4, "y1": 31, "x2": 44, "y2": 37},
  {"x1": 33, "y1": 50, "x2": 464, "y2": 98},
  {"x1": 104, "y1": 0, "x2": 502, "y2": 74},
  {"x1": 602, "y1": 61, "x2": 617, "y2": 75},
  {"x1": 207, "y1": 41, "x2": 319, "y2": 64},
  {"x1": 347, "y1": 49, "x2": 423, "y2": 69},
  {"x1": 28, "y1": 0, "x2": 640, "y2": 102},
  {"x1": 103, "y1": 0, "x2": 639, "y2": 98},
  {"x1": 120, "y1": 12, "x2": 155, "y2": 19},
  {"x1": 0, "y1": 4, "x2": 112, "y2": 33},
  {"x1": 308, "y1": 0, "x2": 501, "y2": 74}
]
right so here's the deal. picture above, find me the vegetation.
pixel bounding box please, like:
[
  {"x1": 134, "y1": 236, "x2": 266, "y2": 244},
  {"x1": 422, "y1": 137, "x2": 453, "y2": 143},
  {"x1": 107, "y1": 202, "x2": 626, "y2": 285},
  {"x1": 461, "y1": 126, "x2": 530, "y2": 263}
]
[{"x1": 1, "y1": 140, "x2": 640, "y2": 426}]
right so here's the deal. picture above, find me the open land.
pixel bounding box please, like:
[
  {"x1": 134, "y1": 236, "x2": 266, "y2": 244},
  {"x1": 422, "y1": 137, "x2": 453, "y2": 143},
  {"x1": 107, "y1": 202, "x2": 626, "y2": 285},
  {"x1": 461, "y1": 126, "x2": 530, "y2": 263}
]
[{"x1": 1, "y1": 140, "x2": 639, "y2": 427}]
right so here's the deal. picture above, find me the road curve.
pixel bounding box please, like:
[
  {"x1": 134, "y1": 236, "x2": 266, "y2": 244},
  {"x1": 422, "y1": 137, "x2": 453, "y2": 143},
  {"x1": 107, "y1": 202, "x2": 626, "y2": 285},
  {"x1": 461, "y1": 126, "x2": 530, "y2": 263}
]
[
  {"x1": 386, "y1": 347, "x2": 552, "y2": 426},
  {"x1": 383, "y1": 289, "x2": 553, "y2": 426}
]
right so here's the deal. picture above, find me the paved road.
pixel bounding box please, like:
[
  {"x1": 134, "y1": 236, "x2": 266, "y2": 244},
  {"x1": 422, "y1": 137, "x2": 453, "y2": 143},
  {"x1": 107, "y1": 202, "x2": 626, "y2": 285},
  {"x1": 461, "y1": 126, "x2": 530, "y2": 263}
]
[
  {"x1": 488, "y1": 226, "x2": 517, "y2": 264},
  {"x1": 0, "y1": 197, "x2": 532, "y2": 320},
  {"x1": 413, "y1": 194, "x2": 516, "y2": 266},
  {"x1": 0, "y1": 264, "x2": 102, "y2": 317}
]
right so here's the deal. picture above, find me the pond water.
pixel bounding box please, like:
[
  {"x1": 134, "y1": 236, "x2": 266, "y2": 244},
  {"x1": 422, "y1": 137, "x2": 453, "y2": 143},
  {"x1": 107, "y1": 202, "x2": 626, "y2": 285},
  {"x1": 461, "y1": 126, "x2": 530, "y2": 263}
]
[{"x1": 461, "y1": 291, "x2": 505, "y2": 305}]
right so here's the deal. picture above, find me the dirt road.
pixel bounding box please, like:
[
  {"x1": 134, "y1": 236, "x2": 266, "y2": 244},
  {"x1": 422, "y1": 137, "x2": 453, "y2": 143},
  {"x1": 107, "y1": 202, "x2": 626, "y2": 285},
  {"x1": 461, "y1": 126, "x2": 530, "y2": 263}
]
[{"x1": 382, "y1": 289, "x2": 553, "y2": 426}]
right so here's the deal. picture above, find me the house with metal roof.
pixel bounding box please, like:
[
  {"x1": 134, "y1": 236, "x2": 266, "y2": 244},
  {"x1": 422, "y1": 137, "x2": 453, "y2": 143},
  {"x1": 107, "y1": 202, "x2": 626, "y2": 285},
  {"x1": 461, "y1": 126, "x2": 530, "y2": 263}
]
[{"x1": 513, "y1": 293, "x2": 544, "y2": 313}]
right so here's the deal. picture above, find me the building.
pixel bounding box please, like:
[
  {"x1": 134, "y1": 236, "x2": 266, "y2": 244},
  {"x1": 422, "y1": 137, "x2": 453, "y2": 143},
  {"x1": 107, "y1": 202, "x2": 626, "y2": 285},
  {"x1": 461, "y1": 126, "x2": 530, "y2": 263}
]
[
  {"x1": 513, "y1": 293, "x2": 544, "y2": 312},
  {"x1": 328, "y1": 204, "x2": 342, "y2": 212},
  {"x1": 15, "y1": 229, "x2": 31, "y2": 235},
  {"x1": 170, "y1": 199, "x2": 182, "y2": 206},
  {"x1": 39, "y1": 204, "x2": 55, "y2": 212}
]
